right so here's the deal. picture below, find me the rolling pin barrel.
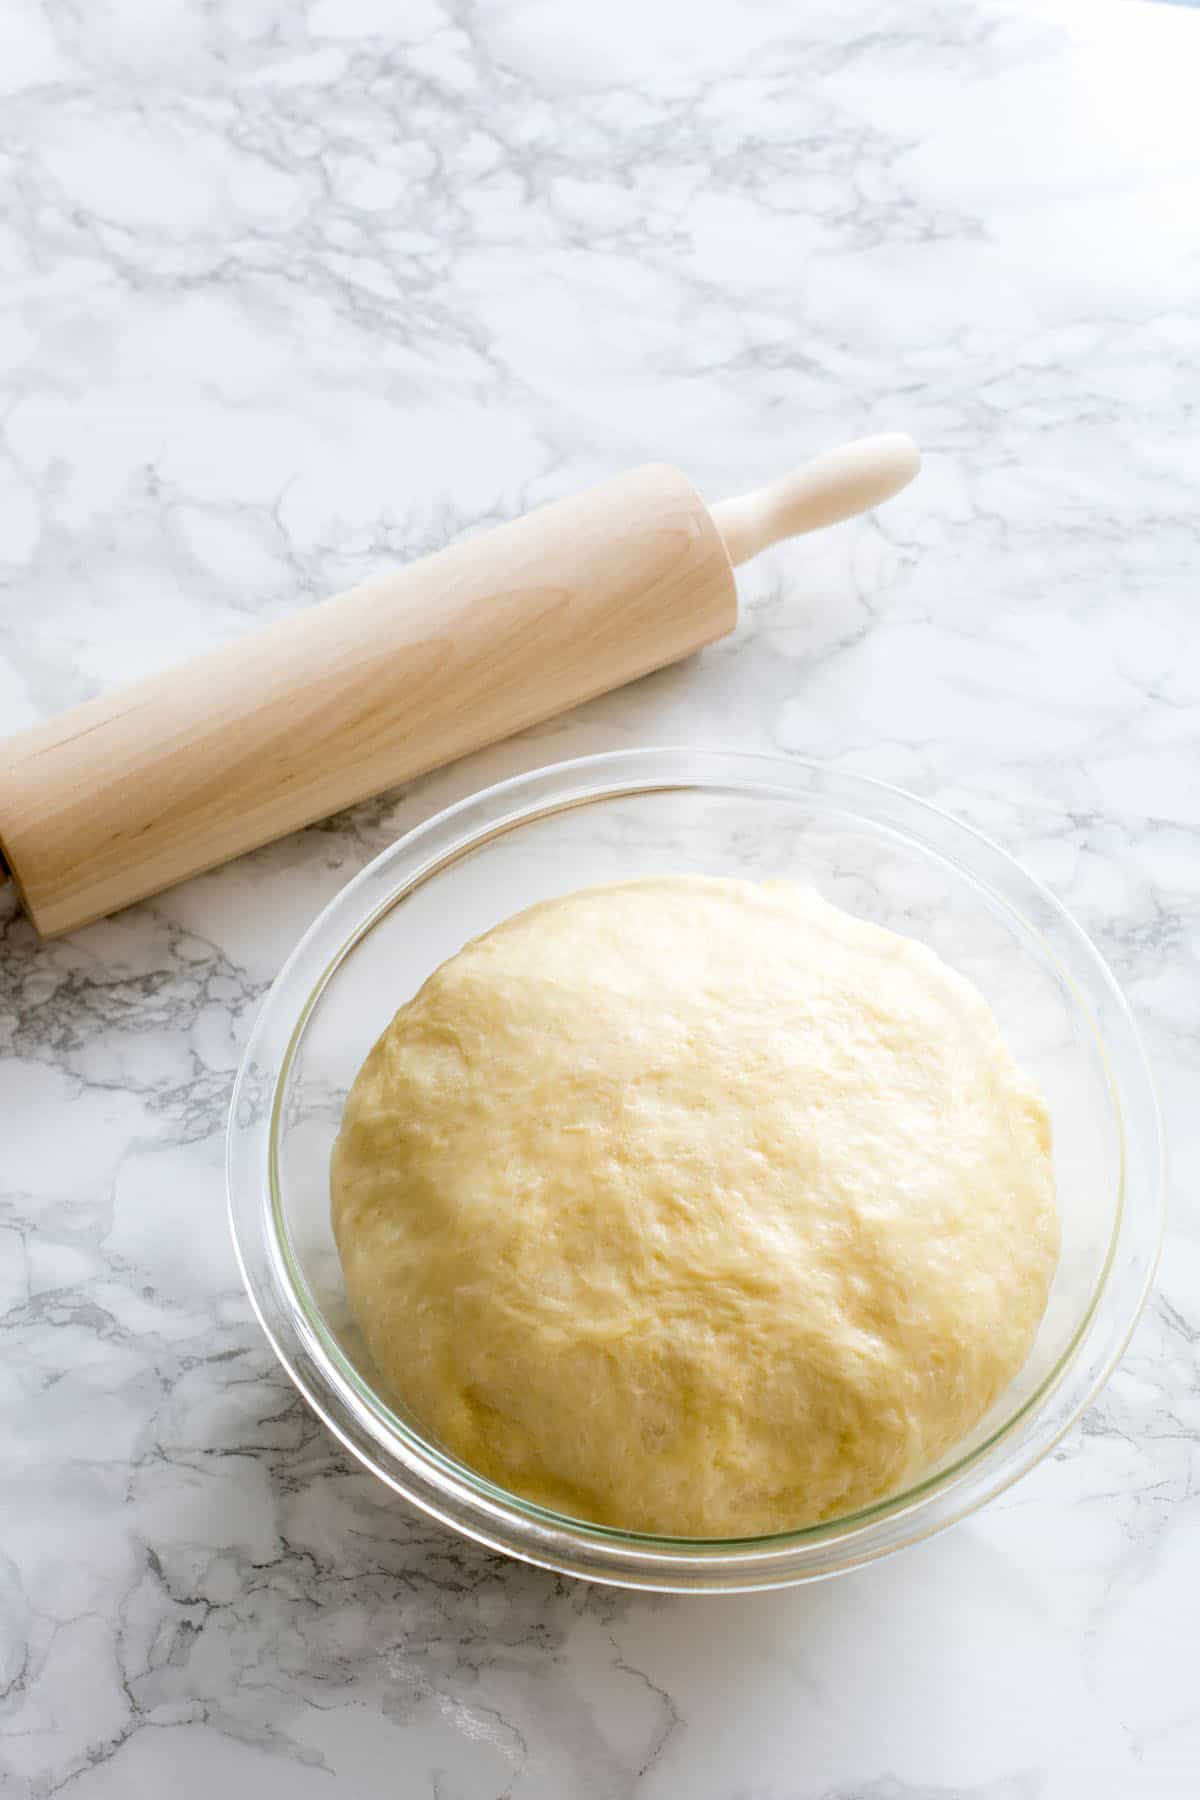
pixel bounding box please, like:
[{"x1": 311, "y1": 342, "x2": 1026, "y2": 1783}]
[
  {"x1": 0, "y1": 436, "x2": 918, "y2": 938},
  {"x1": 0, "y1": 465, "x2": 734, "y2": 938}
]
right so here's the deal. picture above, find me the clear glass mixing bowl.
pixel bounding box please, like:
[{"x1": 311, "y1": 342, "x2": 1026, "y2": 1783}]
[{"x1": 227, "y1": 749, "x2": 1163, "y2": 1591}]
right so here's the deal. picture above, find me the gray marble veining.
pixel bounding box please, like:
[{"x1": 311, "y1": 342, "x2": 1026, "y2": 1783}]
[{"x1": 1, "y1": 0, "x2": 1198, "y2": 1795}]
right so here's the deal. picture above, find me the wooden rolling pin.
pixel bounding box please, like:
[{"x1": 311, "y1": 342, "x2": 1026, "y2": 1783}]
[{"x1": 0, "y1": 435, "x2": 919, "y2": 938}]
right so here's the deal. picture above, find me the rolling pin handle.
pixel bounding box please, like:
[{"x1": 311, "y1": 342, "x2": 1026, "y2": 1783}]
[{"x1": 712, "y1": 433, "x2": 920, "y2": 567}]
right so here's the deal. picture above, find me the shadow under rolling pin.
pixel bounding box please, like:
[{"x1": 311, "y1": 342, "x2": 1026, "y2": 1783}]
[{"x1": 0, "y1": 434, "x2": 919, "y2": 939}]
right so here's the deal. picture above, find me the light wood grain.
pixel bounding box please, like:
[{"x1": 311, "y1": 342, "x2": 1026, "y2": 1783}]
[
  {"x1": 711, "y1": 434, "x2": 920, "y2": 566},
  {"x1": 0, "y1": 465, "x2": 735, "y2": 938}
]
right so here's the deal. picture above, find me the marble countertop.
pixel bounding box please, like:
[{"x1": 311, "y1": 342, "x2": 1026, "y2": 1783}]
[{"x1": 2, "y1": 1, "x2": 1198, "y2": 1794}]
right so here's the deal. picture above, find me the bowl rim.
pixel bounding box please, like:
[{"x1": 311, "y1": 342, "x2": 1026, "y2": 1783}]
[{"x1": 227, "y1": 747, "x2": 1165, "y2": 1591}]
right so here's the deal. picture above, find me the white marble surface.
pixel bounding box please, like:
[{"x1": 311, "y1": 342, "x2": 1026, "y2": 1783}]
[{"x1": 1, "y1": 0, "x2": 1198, "y2": 1794}]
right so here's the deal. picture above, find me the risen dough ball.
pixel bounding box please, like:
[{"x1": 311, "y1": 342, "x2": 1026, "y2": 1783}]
[{"x1": 331, "y1": 878, "x2": 1058, "y2": 1537}]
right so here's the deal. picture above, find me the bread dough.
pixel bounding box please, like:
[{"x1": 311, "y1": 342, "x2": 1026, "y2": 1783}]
[{"x1": 331, "y1": 878, "x2": 1058, "y2": 1537}]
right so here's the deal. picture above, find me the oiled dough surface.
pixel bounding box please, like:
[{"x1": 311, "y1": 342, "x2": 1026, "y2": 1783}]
[{"x1": 331, "y1": 878, "x2": 1058, "y2": 1537}]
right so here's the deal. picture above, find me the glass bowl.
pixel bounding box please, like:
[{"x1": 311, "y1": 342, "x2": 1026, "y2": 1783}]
[{"x1": 227, "y1": 748, "x2": 1163, "y2": 1592}]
